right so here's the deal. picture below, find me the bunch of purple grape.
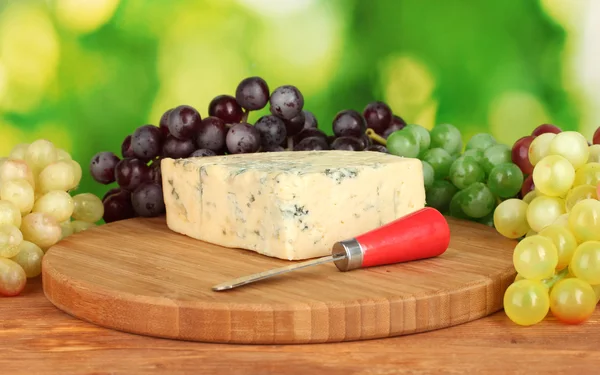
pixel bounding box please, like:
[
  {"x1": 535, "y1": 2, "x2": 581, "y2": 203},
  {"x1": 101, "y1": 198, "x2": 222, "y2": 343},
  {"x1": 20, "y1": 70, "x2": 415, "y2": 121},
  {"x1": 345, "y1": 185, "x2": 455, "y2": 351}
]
[{"x1": 90, "y1": 76, "x2": 407, "y2": 223}]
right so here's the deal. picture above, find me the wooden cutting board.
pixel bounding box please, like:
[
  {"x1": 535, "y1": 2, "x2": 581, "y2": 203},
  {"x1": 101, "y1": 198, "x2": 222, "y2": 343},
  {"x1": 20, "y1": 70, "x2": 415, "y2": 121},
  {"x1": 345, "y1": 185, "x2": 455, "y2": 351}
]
[{"x1": 42, "y1": 216, "x2": 517, "y2": 344}]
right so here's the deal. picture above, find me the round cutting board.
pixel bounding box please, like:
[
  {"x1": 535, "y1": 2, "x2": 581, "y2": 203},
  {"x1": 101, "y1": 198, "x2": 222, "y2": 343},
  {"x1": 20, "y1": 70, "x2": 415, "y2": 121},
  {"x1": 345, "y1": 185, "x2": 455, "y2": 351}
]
[{"x1": 42, "y1": 216, "x2": 517, "y2": 344}]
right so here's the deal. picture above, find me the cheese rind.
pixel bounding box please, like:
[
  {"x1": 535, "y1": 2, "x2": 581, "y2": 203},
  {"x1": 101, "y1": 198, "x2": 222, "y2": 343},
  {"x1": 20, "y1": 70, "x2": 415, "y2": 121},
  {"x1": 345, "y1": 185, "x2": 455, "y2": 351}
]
[{"x1": 161, "y1": 151, "x2": 425, "y2": 260}]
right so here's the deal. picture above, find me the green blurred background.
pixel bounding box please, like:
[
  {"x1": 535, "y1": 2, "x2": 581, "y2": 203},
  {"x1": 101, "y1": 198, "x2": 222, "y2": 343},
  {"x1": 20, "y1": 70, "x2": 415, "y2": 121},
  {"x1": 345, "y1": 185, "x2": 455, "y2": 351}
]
[{"x1": 0, "y1": 0, "x2": 599, "y2": 199}]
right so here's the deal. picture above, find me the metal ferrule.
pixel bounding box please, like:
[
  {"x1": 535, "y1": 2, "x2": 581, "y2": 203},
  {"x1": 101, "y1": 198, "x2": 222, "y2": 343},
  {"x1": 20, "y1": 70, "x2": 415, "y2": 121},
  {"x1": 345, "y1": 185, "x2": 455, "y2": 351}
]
[{"x1": 331, "y1": 238, "x2": 364, "y2": 272}]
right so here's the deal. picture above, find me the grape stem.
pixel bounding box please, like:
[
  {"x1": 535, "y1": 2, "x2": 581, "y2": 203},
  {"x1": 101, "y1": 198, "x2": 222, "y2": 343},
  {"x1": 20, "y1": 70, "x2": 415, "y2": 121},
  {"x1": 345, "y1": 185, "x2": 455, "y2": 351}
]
[
  {"x1": 366, "y1": 128, "x2": 386, "y2": 146},
  {"x1": 544, "y1": 267, "x2": 570, "y2": 289},
  {"x1": 241, "y1": 109, "x2": 250, "y2": 123},
  {"x1": 287, "y1": 137, "x2": 294, "y2": 150}
]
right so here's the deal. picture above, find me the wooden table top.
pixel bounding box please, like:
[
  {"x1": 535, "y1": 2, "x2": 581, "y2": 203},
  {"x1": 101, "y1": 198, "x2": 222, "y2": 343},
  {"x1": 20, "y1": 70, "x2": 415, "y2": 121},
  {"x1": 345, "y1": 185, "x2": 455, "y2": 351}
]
[{"x1": 1, "y1": 278, "x2": 598, "y2": 375}]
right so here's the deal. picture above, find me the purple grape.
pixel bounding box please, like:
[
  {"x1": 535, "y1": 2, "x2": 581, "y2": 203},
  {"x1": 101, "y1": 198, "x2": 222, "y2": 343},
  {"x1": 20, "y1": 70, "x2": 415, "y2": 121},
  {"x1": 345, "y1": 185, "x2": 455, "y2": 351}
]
[
  {"x1": 194, "y1": 116, "x2": 227, "y2": 152},
  {"x1": 103, "y1": 189, "x2": 136, "y2": 223},
  {"x1": 90, "y1": 151, "x2": 120, "y2": 184},
  {"x1": 293, "y1": 128, "x2": 327, "y2": 145},
  {"x1": 357, "y1": 134, "x2": 372, "y2": 150},
  {"x1": 131, "y1": 182, "x2": 166, "y2": 217},
  {"x1": 332, "y1": 110, "x2": 366, "y2": 138},
  {"x1": 167, "y1": 105, "x2": 201, "y2": 140},
  {"x1": 264, "y1": 145, "x2": 285, "y2": 152},
  {"x1": 269, "y1": 85, "x2": 304, "y2": 120},
  {"x1": 190, "y1": 149, "x2": 217, "y2": 157},
  {"x1": 383, "y1": 115, "x2": 407, "y2": 138},
  {"x1": 331, "y1": 136, "x2": 364, "y2": 151},
  {"x1": 254, "y1": 115, "x2": 287, "y2": 149},
  {"x1": 235, "y1": 76, "x2": 270, "y2": 111},
  {"x1": 326, "y1": 135, "x2": 336, "y2": 145},
  {"x1": 121, "y1": 135, "x2": 134, "y2": 158},
  {"x1": 132, "y1": 125, "x2": 164, "y2": 160},
  {"x1": 114, "y1": 158, "x2": 152, "y2": 192},
  {"x1": 102, "y1": 187, "x2": 122, "y2": 202},
  {"x1": 226, "y1": 123, "x2": 261, "y2": 154},
  {"x1": 162, "y1": 134, "x2": 195, "y2": 159},
  {"x1": 293, "y1": 137, "x2": 329, "y2": 151},
  {"x1": 159, "y1": 109, "x2": 172, "y2": 137},
  {"x1": 149, "y1": 159, "x2": 162, "y2": 183},
  {"x1": 302, "y1": 110, "x2": 318, "y2": 129},
  {"x1": 363, "y1": 101, "x2": 392, "y2": 135},
  {"x1": 283, "y1": 111, "x2": 305, "y2": 137},
  {"x1": 365, "y1": 144, "x2": 388, "y2": 153},
  {"x1": 208, "y1": 95, "x2": 244, "y2": 124}
]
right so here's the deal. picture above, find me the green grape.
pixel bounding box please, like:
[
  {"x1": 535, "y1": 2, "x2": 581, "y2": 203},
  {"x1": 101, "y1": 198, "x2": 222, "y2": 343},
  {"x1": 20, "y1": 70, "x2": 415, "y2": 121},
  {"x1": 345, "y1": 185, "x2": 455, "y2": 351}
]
[
  {"x1": 493, "y1": 199, "x2": 530, "y2": 239},
  {"x1": 487, "y1": 163, "x2": 524, "y2": 198},
  {"x1": 449, "y1": 156, "x2": 485, "y2": 190},
  {"x1": 429, "y1": 123, "x2": 463, "y2": 155},
  {"x1": 513, "y1": 235, "x2": 559, "y2": 280},
  {"x1": 421, "y1": 148, "x2": 454, "y2": 179},
  {"x1": 481, "y1": 144, "x2": 512, "y2": 174},
  {"x1": 549, "y1": 278, "x2": 597, "y2": 324},
  {"x1": 425, "y1": 180, "x2": 457, "y2": 212},
  {"x1": 538, "y1": 224, "x2": 578, "y2": 271},
  {"x1": 462, "y1": 149, "x2": 485, "y2": 165},
  {"x1": 387, "y1": 131, "x2": 420, "y2": 158},
  {"x1": 404, "y1": 124, "x2": 431, "y2": 154},
  {"x1": 449, "y1": 190, "x2": 469, "y2": 219},
  {"x1": 569, "y1": 241, "x2": 600, "y2": 285},
  {"x1": 465, "y1": 133, "x2": 496, "y2": 152},
  {"x1": 459, "y1": 182, "x2": 495, "y2": 218},
  {"x1": 421, "y1": 160, "x2": 434, "y2": 189},
  {"x1": 477, "y1": 211, "x2": 495, "y2": 227},
  {"x1": 503, "y1": 279, "x2": 550, "y2": 326}
]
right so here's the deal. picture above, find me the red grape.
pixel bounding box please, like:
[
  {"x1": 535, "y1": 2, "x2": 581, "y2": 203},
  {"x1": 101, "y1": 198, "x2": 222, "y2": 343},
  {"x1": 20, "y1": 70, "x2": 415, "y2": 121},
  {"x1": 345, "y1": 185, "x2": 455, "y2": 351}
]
[
  {"x1": 167, "y1": 105, "x2": 201, "y2": 140},
  {"x1": 121, "y1": 135, "x2": 134, "y2": 158},
  {"x1": 302, "y1": 110, "x2": 318, "y2": 129},
  {"x1": 162, "y1": 134, "x2": 195, "y2": 159},
  {"x1": 331, "y1": 136, "x2": 364, "y2": 151},
  {"x1": 190, "y1": 149, "x2": 217, "y2": 157},
  {"x1": 383, "y1": 115, "x2": 407, "y2": 138},
  {"x1": 293, "y1": 137, "x2": 329, "y2": 151},
  {"x1": 332, "y1": 110, "x2": 366, "y2": 137},
  {"x1": 593, "y1": 126, "x2": 600, "y2": 145},
  {"x1": 269, "y1": 85, "x2": 304, "y2": 120},
  {"x1": 521, "y1": 174, "x2": 535, "y2": 197},
  {"x1": 115, "y1": 158, "x2": 152, "y2": 191},
  {"x1": 235, "y1": 76, "x2": 270, "y2": 111},
  {"x1": 531, "y1": 124, "x2": 561, "y2": 137},
  {"x1": 226, "y1": 123, "x2": 261, "y2": 154},
  {"x1": 208, "y1": 95, "x2": 244, "y2": 124},
  {"x1": 159, "y1": 109, "x2": 172, "y2": 137},
  {"x1": 103, "y1": 189, "x2": 136, "y2": 223},
  {"x1": 132, "y1": 182, "x2": 166, "y2": 217},
  {"x1": 194, "y1": 116, "x2": 227, "y2": 152},
  {"x1": 254, "y1": 115, "x2": 287, "y2": 149},
  {"x1": 132, "y1": 125, "x2": 164, "y2": 160},
  {"x1": 511, "y1": 135, "x2": 535, "y2": 175},
  {"x1": 366, "y1": 144, "x2": 388, "y2": 153},
  {"x1": 283, "y1": 111, "x2": 306, "y2": 137},
  {"x1": 90, "y1": 151, "x2": 120, "y2": 184},
  {"x1": 363, "y1": 101, "x2": 392, "y2": 135}
]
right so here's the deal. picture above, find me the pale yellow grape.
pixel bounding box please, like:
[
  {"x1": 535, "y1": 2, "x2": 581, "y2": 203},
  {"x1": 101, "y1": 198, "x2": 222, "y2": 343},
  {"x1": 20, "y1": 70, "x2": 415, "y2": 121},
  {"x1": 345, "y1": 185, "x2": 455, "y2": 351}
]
[
  {"x1": 588, "y1": 145, "x2": 600, "y2": 163},
  {"x1": 513, "y1": 235, "x2": 559, "y2": 280},
  {"x1": 56, "y1": 148, "x2": 72, "y2": 161},
  {"x1": 548, "y1": 131, "x2": 590, "y2": 169},
  {"x1": 0, "y1": 200, "x2": 21, "y2": 228},
  {"x1": 552, "y1": 213, "x2": 570, "y2": 228},
  {"x1": 9, "y1": 240, "x2": 43, "y2": 278},
  {"x1": 69, "y1": 160, "x2": 82, "y2": 190},
  {"x1": 493, "y1": 199, "x2": 530, "y2": 239},
  {"x1": 0, "y1": 179, "x2": 34, "y2": 215},
  {"x1": 21, "y1": 212, "x2": 62, "y2": 250},
  {"x1": 0, "y1": 159, "x2": 35, "y2": 188},
  {"x1": 25, "y1": 139, "x2": 58, "y2": 174},
  {"x1": 568, "y1": 199, "x2": 600, "y2": 242},
  {"x1": 72, "y1": 193, "x2": 104, "y2": 223},
  {"x1": 569, "y1": 241, "x2": 600, "y2": 285},
  {"x1": 9, "y1": 143, "x2": 29, "y2": 160},
  {"x1": 529, "y1": 133, "x2": 557, "y2": 166},
  {"x1": 522, "y1": 190, "x2": 537, "y2": 204},
  {"x1": 0, "y1": 224, "x2": 23, "y2": 258},
  {"x1": 565, "y1": 184, "x2": 597, "y2": 212},
  {"x1": 538, "y1": 224, "x2": 578, "y2": 270},
  {"x1": 532, "y1": 155, "x2": 575, "y2": 197},
  {"x1": 71, "y1": 220, "x2": 96, "y2": 233},
  {"x1": 32, "y1": 191, "x2": 74, "y2": 222},
  {"x1": 573, "y1": 162, "x2": 600, "y2": 187},
  {"x1": 526, "y1": 230, "x2": 537, "y2": 237},
  {"x1": 37, "y1": 160, "x2": 75, "y2": 193},
  {"x1": 526, "y1": 195, "x2": 566, "y2": 233},
  {"x1": 592, "y1": 284, "x2": 600, "y2": 303},
  {"x1": 59, "y1": 220, "x2": 74, "y2": 239}
]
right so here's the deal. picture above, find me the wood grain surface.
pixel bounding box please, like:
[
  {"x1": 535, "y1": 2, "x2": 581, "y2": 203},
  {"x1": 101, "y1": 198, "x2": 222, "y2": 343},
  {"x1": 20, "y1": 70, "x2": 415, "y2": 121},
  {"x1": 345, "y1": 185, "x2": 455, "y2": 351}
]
[
  {"x1": 42, "y1": 216, "x2": 516, "y2": 344},
  {"x1": 1, "y1": 277, "x2": 599, "y2": 375}
]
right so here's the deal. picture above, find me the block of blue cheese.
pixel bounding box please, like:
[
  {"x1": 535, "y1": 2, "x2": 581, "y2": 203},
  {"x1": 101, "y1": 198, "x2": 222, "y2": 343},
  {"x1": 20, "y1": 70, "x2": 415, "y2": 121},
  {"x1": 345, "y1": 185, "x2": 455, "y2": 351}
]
[{"x1": 161, "y1": 150, "x2": 425, "y2": 260}]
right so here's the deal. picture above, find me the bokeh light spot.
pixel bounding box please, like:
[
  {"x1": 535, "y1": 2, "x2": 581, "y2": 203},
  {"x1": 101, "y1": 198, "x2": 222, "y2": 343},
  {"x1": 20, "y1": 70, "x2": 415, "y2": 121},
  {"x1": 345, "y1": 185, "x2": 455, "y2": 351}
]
[
  {"x1": 53, "y1": 0, "x2": 120, "y2": 34},
  {"x1": 236, "y1": 0, "x2": 315, "y2": 17}
]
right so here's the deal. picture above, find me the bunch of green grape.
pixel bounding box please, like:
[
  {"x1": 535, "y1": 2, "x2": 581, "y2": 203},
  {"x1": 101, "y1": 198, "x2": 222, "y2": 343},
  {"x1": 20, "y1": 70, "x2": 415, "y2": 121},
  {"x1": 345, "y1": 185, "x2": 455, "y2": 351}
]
[{"x1": 381, "y1": 123, "x2": 522, "y2": 224}]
